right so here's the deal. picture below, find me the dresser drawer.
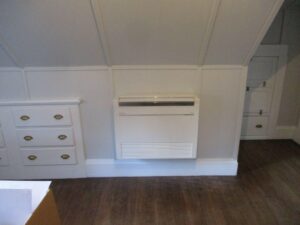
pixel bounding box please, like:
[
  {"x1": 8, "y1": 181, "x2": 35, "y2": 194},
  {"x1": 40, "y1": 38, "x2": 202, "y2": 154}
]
[
  {"x1": 13, "y1": 106, "x2": 72, "y2": 127},
  {"x1": 0, "y1": 151, "x2": 9, "y2": 166},
  {"x1": 17, "y1": 128, "x2": 74, "y2": 147},
  {"x1": 246, "y1": 78, "x2": 274, "y2": 90},
  {"x1": 241, "y1": 116, "x2": 268, "y2": 137},
  {"x1": 244, "y1": 90, "x2": 272, "y2": 115},
  {"x1": 0, "y1": 130, "x2": 5, "y2": 148},
  {"x1": 21, "y1": 147, "x2": 77, "y2": 165}
]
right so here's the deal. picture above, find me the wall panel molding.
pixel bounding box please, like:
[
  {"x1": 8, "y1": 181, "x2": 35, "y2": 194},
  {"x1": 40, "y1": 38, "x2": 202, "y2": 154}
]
[
  {"x1": 112, "y1": 65, "x2": 199, "y2": 70},
  {"x1": 24, "y1": 66, "x2": 109, "y2": 72}
]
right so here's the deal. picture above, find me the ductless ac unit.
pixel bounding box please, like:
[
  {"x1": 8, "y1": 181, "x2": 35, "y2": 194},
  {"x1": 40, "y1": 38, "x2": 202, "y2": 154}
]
[{"x1": 113, "y1": 96, "x2": 200, "y2": 159}]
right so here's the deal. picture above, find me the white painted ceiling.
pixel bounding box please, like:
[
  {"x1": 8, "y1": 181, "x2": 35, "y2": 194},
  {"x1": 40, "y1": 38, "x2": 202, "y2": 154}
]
[{"x1": 0, "y1": 0, "x2": 283, "y2": 67}]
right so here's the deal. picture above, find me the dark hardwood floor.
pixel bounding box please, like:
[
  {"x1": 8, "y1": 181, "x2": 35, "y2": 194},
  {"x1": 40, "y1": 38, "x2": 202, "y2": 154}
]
[{"x1": 51, "y1": 140, "x2": 300, "y2": 225}]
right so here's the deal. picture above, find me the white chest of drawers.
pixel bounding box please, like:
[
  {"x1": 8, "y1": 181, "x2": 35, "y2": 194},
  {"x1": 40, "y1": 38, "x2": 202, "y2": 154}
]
[
  {"x1": 241, "y1": 45, "x2": 288, "y2": 140},
  {"x1": 0, "y1": 99, "x2": 86, "y2": 179}
]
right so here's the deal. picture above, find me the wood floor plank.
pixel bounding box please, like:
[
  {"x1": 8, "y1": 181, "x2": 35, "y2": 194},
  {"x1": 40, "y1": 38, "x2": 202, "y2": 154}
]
[{"x1": 51, "y1": 140, "x2": 300, "y2": 225}]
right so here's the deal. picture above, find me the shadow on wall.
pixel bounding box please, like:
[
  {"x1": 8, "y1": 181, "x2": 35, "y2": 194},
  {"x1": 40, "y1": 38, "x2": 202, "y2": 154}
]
[{"x1": 261, "y1": 0, "x2": 300, "y2": 127}]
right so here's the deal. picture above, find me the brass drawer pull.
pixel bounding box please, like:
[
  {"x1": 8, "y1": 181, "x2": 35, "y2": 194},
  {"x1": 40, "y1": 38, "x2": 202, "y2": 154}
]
[
  {"x1": 28, "y1": 155, "x2": 37, "y2": 160},
  {"x1": 58, "y1": 134, "x2": 67, "y2": 140},
  {"x1": 61, "y1": 154, "x2": 70, "y2": 160},
  {"x1": 20, "y1": 115, "x2": 30, "y2": 121},
  {"x1": 54, "y1": 114, "x2": 64, "y2": 120},
  {"x1": 256, "y1": 124, "x2": 263, "y2": 128},
  {"x1": 24, "y1": 136, "x2": 33, "y2": 141}
]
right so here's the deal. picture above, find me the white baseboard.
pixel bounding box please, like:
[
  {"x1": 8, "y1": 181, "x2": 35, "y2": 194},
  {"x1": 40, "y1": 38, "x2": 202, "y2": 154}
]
[
  {"x1": 271, "y1": 126, "x2": 296, "y2": 139},
  {"x1": 85, "y1": 158, "x2": 238, "y2": 177},
  {"x1": 240, "y1": 136, "x2": 269, "y2": 140}
]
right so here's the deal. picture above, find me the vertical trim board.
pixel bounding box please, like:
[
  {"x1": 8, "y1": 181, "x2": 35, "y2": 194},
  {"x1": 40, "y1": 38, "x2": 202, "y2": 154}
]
[
  {"x1": 90, "y1": 0, "x2": 112, "y2": 65},
  {"x1": 198, "y1": 0, "x2": 222, "y2": 65}
]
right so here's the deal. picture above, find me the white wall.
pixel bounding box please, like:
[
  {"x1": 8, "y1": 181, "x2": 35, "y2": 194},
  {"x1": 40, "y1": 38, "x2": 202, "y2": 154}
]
[{"x1": 0, "y1": 66, "x2": 247, "y2": 163}]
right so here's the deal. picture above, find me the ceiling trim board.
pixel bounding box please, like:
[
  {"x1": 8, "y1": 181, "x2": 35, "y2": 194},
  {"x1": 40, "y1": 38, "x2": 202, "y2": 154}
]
[
  {"x1": 198, "y1": 0, "x2": 222, "y2": 66},
  {"x1": 243, "y1": 0, "x2": 284, "y2": 66},
  {"x1": 90, "y1": 0, "x2": 112, "y2": 66},
  {"x1": 24, "y1": 66, "x2": 109, "y2": 72},
  {"x1": 111, "y1": 65, "x2": 199, "y2": 70},
  {"x1": 202, "y1": 65, "x2": 244, "y2": 70},
  {"x1": 0, "y1": 67, "x2": 23, "y2": 72},
  {"x1": 0, "y1": 34, "x2": 23, "y2": 68}
]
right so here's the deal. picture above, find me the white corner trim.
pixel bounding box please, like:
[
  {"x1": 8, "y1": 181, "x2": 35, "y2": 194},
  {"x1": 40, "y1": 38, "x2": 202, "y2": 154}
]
[
  {"x1": 243, "y1": 0, "x2": 284, "y2": 65},
  {"x1": 85, "y1": 158, "x2": 238, "y2": 177},
  {"x1": 271, "y1": 126, "x2": 296, "y2": 139},
  {"x1": 232, "y1": 67, "x2": 248, "y2": 159},
  {"x1": 21, "y1": 70, "x2": 31, "y2": 100}
]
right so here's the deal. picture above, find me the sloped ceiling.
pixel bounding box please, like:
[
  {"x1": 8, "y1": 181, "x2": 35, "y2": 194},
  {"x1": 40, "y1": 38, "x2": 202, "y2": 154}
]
[
  {"x1": 205, "y1": 0, "x2": 281, "y2": 65},
  {"x1": 0, "y1": 0, "x2": 283, "y2": 67},
  {"x1": 0, "y1": 0, "x2": 107, "y2": 67}
]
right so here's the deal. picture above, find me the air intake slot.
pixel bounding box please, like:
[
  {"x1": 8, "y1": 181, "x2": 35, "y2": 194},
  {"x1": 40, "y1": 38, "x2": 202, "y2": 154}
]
[{"x1": 119, "y1": 101, "x2": 194, "y2": 107}]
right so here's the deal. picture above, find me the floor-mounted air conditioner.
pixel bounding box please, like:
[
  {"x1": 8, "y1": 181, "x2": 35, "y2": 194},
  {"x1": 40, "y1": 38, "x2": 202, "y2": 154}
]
[{"x1": 113, "y1": 96, "x2": 200, "y2": 159}]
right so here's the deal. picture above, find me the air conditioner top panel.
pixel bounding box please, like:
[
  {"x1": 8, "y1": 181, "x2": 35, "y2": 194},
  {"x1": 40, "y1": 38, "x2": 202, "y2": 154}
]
[{"x1": 118, "y1": 95, "x2": 198, "y2": 103}]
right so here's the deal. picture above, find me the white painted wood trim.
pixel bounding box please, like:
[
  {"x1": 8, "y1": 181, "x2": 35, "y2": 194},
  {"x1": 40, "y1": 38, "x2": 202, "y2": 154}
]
[
  {"x1": 232, "y1": 67, "x2": 248, "y2": 159},
  {"x1": 85, "y1": 158, "x2": 238, "y2": 177},
  {"x1": 243, "y1": 0, "x2": 285, "y2": 65},
  {"x1": 90, "y1": 0, "x2": 112, "y2": 65},
  {"x1": 198, "y1": 0, "x2": 221, "y2": 65},
  {"x1": 0, "y1": 67, "x2": 23, "y2": 72},
  {"x1": 112, "y1": 65, "x2": 199, "y2": 70},
  {"x1": 1, "y1": 65, "x2": 245, "y2": 72},
  {"x1": 0, "y1": 99, "x2": 81, "y2": 106},
  {"x1": 21, "y1": 70, "x2": 30, "y2": 100},
  {"x1": 24, "y1": 66, "x2": 109, "y2": 72},
  {"x1": 202, "y1": 65, "x2": 244, "y2": 70}
]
